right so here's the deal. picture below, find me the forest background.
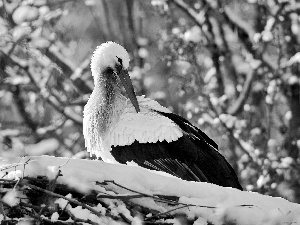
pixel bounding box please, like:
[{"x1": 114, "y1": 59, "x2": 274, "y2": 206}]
[{"x1": 1, "y1": 0, "x2": 300, "y2": 203}]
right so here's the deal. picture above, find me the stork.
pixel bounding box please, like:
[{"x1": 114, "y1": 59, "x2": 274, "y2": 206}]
[{"x1": 83, "y1": 41, "x2": 243, "y2": 190}]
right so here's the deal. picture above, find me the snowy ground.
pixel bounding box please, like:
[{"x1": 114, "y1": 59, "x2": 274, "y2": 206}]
[{"x1": 1, "y1": 155, "x2": 300, "y2": 225}]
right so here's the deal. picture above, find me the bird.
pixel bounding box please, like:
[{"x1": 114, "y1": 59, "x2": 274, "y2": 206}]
[{"x1": 83, "y1": 41, "x2": 243, "y2": 190}]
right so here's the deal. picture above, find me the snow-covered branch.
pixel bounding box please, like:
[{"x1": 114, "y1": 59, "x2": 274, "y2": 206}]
[{"x1": 0, "y1": 156, "x2": 299, "y2": 225}]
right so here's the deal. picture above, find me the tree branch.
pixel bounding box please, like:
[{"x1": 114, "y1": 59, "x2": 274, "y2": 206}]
[
  {"x1": 10, "y1": 85, "x2": 39, "y2": 135},
  {"x1": 43, "y1": 47, "x2": 92, "y2": 95},
  {"x1": 227, "y1": 70, "x2": 255, "y2": 116},
  {"x1": 1, "y1": 50, "x2": 83, "y2": 126}
]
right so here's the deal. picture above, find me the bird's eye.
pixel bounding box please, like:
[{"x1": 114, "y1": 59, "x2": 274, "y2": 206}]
[{"x1": 116, "y1": 57, "x2": 123, "y2": 66}]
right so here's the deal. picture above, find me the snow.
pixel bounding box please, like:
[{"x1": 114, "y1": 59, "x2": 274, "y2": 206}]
[
  {"x1": 6, "y1": 170, "x2": 22, "y2": 180},
  {"x1": 1, "y1": 156, "x2": 300, "y2": 225},
  {"x1": 50, "y1": 212, "x2": 59, "y2": 221},
  {"x1": 55, "y1": 194, "x2": 71, "y2": 208},
  {"x1": 93, "y1": 203, "x2": 107, "y2": 215},
  {"x1": 184, "y1": 26, "x2": 202, "y2": 43},
  {"x1": 55, "y1": 195, "x2": 108, "y2": 223},
  {"x1": 2, "y1": 190, "x2": 19, "y2": 206},
  {"x1": 219, "y1": 114, "x2": 237, "y2": 129},
  {"x1": 138, "y1": 48, "x2": 149, "y2": 58},
  {"x1": 288, "y1": 75, "x2": 299, "y2": 85},
  {"x1": 281, "y1": 157, "x2": 293, "y2": 168},
  {"x1": 131, "y1": 216, "x2": 143, "y2": 225},
  {"x1": 284, "y1": 110, "x2": 292, "y2": 123},
  {"x1": 46, "y1": 165, "x2": 59, "y2": 180},
  {"x1": 193, "y1": 217, "x2": 207, "y2": 225},
  {"x1": 288, "y1": 52, "x2": 300, "y2": 65},
  {"x1": 69, "y1": 206, "x2": 91, "y2": 220}
]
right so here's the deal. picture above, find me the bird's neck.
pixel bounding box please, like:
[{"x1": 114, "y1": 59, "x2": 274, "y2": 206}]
[{"x1": 93, "y1": 75, "x2": 126, "y2": 133}]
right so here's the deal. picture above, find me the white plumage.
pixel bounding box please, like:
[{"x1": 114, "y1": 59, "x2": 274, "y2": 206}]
[
  {"x1": 84, "y1": 94, "x2": 183, "y2": 162},
  {"x1": 109, "y1": 96, "x2": 183, "y2": 146},
  {"x1": 90, "y1": 41, "x2": 130, "y2": 76}
]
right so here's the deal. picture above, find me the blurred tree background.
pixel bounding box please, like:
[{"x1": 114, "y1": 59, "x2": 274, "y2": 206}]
[{"x1": 0, "y1": 0, "x2": 300, "y2": 203}]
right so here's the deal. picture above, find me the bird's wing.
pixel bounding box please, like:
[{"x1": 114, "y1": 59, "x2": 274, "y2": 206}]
[
  {"x1": 155, "y1": 111, "x2": 242, "y2": 190},
  {"x1": 108, "y1": 111, "x2": 183, "y2": 146},
  {"x1": 110, "y1": 110, "x2": 242, "y2": 190}
]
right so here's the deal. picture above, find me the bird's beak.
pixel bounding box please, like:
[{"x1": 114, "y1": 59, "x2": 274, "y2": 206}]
[{"x1": 118, "y1": 68, "x2": 140, "y2": 113}]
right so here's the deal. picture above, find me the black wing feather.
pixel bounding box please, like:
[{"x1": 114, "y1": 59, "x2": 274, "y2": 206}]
[
  {"x1": 111, "y1": 111, "x2": 243, "y2": 190},
  {"x1": 155, "y1": 110, "x2": 218, "y2": 149}
]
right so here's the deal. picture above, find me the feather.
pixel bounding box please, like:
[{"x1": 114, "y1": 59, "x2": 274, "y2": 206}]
[{"x1": 108, "y1": 106, "x2": 183, "y2": 147}]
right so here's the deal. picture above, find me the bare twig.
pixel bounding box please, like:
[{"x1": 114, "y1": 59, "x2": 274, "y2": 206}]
[
  {"x1": 44, "y1": 48, "x2": 76, "y2": 76},
  {"x1": 70, "y1": 58, "x2": 93, "y2": 94},
  {"x1": 19, "y1": 179, "x2": 103, "y2": 218},
  {"x1": 0, "y1": 200, "x2": 6, "y2": 220},
  {"x1": 227, "y1": 70, "x2": 255, "y2": 116},
  {"x1": 97, "y1": 194, "x2": 146, "y2": 200},
  {"x1": 126, "y1": 0, "x2": 138, "y2": 51},
  {"x1": 0, "y1": 159, "x2": 32, "y2": 172},
  {"x1": 101, "y1": 0, "x2": 115, "y2": 41},
  {"x1": 99, "y1": 180, "x2": 179, "y2": 206},
  {"x1": 145, "y1": 204, "x2": 193, "y2": 221},
  {"x1": 101, "y1": 180, "x2": 253, "y2": 223},
  {"x1": 10, "y1": 85, "x2": 39, "y2": 134},
  {"x1": 22, "y1": 206, "x2": 84, "y2": 225}
]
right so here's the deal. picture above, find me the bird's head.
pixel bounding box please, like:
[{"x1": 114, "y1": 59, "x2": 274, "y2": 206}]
[{"x1": 90, "y1": 41, "x2": 140, "y2": 112}]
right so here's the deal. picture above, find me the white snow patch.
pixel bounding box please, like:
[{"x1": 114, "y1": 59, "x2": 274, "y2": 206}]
[
  {"x1": 138, "y1": 48, "x2": 149, "y2": 58},
  {"x1": 65, "y1": 217, "x2": 74, "y2": 222},
  {"x1": 165, "y1": 218, "x2": 182, "y2": 225},
  {"x1": 6, "y1": 170, "x2": 22, "y2": 180},
  {"x1": 50, "y1": 212, "x2": 59, "y2": 221},
  {"x1": 288, "y1": 52, "x2": 300, "y2": 65},
  {"x1": 93, "y1": 203, "x2": 106, "y2": 215},
  {"x1": 297, "y1": 140, "x2": 300, "y2": 149},
  {"x1": 288, "y1": 75, "x2": 299, "y2": 85},
  {"x1": 281, "y1": 157, "x2": 293, "y2": 168},
  {"x1": 55, "y1": 194, "x2": 72, "y2": 209},
  {"x1": 46, "y1": 165, "x2": 59, "y2": 180},
  {"x1": 184, "y1": 26, "x2": 202, "y2": 43},
  {"x1": 126, "y1": 160, "x2": 139, "y2": 167},
  {"x1": 2, "y1": 190, "x2": 19, "y2": 206},
  {"x1": 193, "y1": 217, "x2": 208, "y2": 225},
  {"x1": 69, "y1": 206, "x2": 90, "y2": 220},
  {"x1": 132, "y1": 216, "x2": 143, "y2": 225}
]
